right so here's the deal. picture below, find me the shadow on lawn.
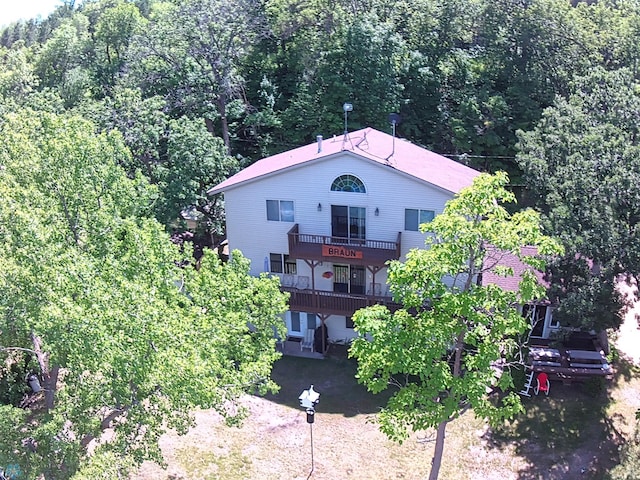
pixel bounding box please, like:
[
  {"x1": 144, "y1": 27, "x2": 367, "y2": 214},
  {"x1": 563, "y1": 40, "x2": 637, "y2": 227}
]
[
  {"x1": 486, "y1": 357, "x2": 639, "y2": 480},
  {"x1": 262, "y1": 354, "x2": 393, "y2": 417}
]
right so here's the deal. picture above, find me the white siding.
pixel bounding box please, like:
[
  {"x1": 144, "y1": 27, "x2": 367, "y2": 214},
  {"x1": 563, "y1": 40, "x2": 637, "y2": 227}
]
[
  {"x1": 224, "y1": 152, "x2": 455, "y2": 276},
  {"x1": 222, "y1": 151, "x2": 460, "y2": 342}
]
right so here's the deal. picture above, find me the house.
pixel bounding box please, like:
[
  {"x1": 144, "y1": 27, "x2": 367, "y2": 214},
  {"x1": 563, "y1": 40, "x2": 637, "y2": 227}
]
[
  {"x1": 207, "y1": 127, "x2": 480, "y2": 348},
  {"x1": 482, "y1": 245, "x2": 560, "y2": 340},
  {"x1": 481, "y1": 245, "x2": 612, "y2": 379}
]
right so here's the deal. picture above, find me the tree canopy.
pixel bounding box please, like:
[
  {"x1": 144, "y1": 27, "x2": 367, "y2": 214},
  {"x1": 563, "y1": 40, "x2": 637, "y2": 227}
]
[
  {"x1": 349, "y1": 172, "x2": 561, "y2": 480},
  {"x1": 0, "y1": 110, "x2": 287, "y2": 479},
  {"x1": 3, "y1": 0, "x2": 640, "y2": 176},
  {"x1": 517, "y1": 67, "x2": 640, "y2": 332},
  {"x1": 2, "y1": 0, "x2": 640, "y2": 474}
]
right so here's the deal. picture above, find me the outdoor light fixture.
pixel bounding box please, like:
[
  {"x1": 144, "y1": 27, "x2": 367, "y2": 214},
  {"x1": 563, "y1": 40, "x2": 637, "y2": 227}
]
[
  {"x1": 375, "y1": 207, "x2": 379, "y2": 216},
  {"x1": 299, "y1": 385, "x2": 320, "y2": 475},
  {"x1": 317, "y1": 203, "x2": 322, "y2": 212}
]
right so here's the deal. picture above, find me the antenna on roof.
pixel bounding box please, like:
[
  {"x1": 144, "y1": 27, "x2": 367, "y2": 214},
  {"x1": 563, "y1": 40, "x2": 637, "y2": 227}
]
[{"x1": 386, "y1": 113, "x2": 402, "y2": 162}]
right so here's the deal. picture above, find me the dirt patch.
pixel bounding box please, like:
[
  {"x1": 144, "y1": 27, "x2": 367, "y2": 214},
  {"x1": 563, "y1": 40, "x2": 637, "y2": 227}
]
[
  {"x1": 615, "y1": 278, "x2": 640, "y2": 365},
  {"x1": 131, "y1": 281, "x2": 640, "y2": 480},
  {"x1": 130, "y1": 351, "x2": 639, "y2": 480}
]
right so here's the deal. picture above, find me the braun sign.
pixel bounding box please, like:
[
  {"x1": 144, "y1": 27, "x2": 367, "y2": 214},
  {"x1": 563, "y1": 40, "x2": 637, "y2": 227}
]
[{"x1": 322, "y1": 245, "x2": 363, "y2": 259}]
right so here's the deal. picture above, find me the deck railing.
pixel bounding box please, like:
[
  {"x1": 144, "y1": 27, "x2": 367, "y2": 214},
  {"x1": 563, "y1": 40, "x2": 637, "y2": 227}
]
[
  {"x1": 283, "y1": 287, "x2": 402, "y2": 317},
  {"x1": 287, "y1": 224, "x2": 401, "y2": 265}
]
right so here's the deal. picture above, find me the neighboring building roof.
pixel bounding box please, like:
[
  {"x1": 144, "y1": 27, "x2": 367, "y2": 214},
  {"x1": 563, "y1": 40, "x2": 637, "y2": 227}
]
[
  {"x1": 207, "y1": 127, "x2": 480, "y2": 195},
  {"x1": 481, "y1": 245, "x2": 548, "y2": 293}
]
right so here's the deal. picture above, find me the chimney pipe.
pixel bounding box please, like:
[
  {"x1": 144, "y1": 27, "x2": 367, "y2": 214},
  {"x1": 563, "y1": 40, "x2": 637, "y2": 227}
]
[{"x1": 317, "y1": 135, "x2": 323, "y2": 153}]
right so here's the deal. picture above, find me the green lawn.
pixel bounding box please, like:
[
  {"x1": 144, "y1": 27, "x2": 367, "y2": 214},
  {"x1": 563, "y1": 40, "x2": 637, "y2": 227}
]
[{"x1": 132, "y1": 353, "x2": 640, "y2": 480}]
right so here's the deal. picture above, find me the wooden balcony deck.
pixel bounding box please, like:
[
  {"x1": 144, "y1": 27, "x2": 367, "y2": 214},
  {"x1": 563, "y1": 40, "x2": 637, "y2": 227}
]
[
  {"x1": 283, "y1": 287, "x2": 402, "y2": 317},
  {"x1": 287, "y1": 224, "x2": 401, "y2": 267}
]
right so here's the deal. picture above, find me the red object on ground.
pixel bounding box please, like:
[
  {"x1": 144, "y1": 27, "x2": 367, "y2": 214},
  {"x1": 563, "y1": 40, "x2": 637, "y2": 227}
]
[{"x1": 535, "y1": 372, "x2": 550, "y2": 395}]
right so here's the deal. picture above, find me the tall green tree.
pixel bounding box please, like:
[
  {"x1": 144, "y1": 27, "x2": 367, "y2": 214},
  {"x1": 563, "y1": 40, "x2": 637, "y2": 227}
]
[
  {"x1": 314, "y1": 14, "x2": 407, "y2": 132},
  {"x1": 517, "y1": 67, "x2": 640, "y2": 332},
  {"x1": 82, "y1": 85, "x2": 168, "y2": 179},
  {"x1": 257, "y1": 0, "x2": 348, "y2": 140},
  {"x1": 33, "y1": 15, "x2": 93, "y2": 107},
  {"x1": 155, "y1": 116, "x2": 240, "y2": 236},
  {"x1": 0, "y1": 110, "x2": 287, "y2": 479},
  {"x1": 272, "y1": 12, "x2": 407, "y2": 145},
  {"x1": 0, "y1": 43, "x2": 39, "y2": 108},
  {"x1": 349, "y1": 172, "x2": 561, "y2": 480},
  {"x1": 90, "y1": 0, "x2": 146, "y2": 89},
  {"x1": 127, "y1": 0, "x2": 268, "y2": 154}
]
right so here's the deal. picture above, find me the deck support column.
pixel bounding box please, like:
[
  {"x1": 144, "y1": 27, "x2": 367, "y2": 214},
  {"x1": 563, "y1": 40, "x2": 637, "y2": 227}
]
[
  {"x1": 304, "y1": 259, "x2": 322, "y2": 309},
  {"x1": 367, "y1": 265, "x2": 384, "y2": 299}
]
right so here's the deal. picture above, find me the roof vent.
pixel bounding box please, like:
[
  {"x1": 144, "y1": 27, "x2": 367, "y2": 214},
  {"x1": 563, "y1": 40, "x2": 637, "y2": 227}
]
[
  {"x1": 343, "y1": 103, "x2": 353, "y2": 137},
  {"x1": 317, "y1": 135, "x2": 323, "y2": 153},
  {"x1": 342, "y1": 103, "x2": 354, "y2": 150},
  {"x1": 386, "y1": 113, "x2": 402, "y2": 163}
]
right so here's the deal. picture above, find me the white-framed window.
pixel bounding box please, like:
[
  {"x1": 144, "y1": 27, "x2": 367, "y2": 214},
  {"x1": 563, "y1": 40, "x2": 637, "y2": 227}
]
[
  {"x1": 267, "y1": 200, "x2": 294, "y2": 222},
  {"x1": 269, "y1": 253, "x2": 297, "y2": 274},
  {"x1": 405, "y1": 208, "x2": 435, "y2": 231},
  {"x1": 331, "y1": 174, "x2": 366, "y2": 193}
]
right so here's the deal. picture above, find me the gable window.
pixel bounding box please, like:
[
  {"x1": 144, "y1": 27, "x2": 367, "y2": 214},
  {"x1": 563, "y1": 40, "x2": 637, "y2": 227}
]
[
  {"x1": 331, "y1": 174, "x2": 366, "y2": 193},
  {"x1": 405, "y1": 208, "x2": 435, "y2": 231},
  {"x1": 269, "y1": 253, "x2": 297, "y2": 274},
  {"x1": 267, "y1": 200, "x2": 294, "y2": 222}
]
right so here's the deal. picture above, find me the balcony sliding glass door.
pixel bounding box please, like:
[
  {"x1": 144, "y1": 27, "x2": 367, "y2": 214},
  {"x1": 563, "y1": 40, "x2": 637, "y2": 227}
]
[{"x1": 331, "y1": 205, "x2": 365, "y2": 243}]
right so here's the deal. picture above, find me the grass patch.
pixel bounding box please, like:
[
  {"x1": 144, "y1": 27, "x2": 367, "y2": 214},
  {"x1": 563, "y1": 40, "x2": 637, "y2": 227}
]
[
  {"x1": 487, "y1": 369, "x2": 640, "y2": 479},
  {"x1": 264, "y1": 355, "x2": 393, "y2": 416},
  {"x1": 174, "y1": 444, "x2": 251, "y2": 480},
  {"x1": 132, "y1": 355, "x2": 640, "y2": 480},
  {"x1": 492, "y1": 385, "x2": 609, "y2": 452}
]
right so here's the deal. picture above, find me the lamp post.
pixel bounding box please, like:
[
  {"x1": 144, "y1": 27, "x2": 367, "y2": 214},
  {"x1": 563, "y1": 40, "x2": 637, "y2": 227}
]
[
  {"x1": 343, "y1": 102, "x2": 353, "y2": 137},
  {"x1": 299, "y1": 385, "x2": 320, "y2": 476}
]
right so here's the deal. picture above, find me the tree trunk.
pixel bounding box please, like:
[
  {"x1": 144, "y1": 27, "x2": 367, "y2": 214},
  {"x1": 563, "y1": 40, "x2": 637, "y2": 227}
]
[
  {"x1": 216, "y1": 96, "x2": 231, "y2": 155},
  {"x1": 31, "y1": 333, "x2": 58, "y2": 412},
  {"x1": 429, "y1": 420, "x2": 449, "y2": 480},
  {"x1": 80, "y1": 405, "x2": 129, "y2": 449},
  {"x1": 429, "y1": 327, "x2": 464, "y2": 480}
]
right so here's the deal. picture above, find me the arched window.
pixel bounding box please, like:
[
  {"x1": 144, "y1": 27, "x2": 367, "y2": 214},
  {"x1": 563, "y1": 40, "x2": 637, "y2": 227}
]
[{"x1": 330, "y1": 174, "x2": 366, "y2": 193}]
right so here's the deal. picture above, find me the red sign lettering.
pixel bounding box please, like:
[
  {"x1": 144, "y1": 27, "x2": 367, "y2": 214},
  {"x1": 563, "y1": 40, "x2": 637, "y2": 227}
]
[{"x1": 322, "y1": 245, "x2": 363, "y2": 259}]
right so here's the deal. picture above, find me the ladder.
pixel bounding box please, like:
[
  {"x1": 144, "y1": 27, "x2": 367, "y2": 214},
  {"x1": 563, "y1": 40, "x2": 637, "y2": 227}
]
[{"x1": 518, "y1": 370, "x2": 535, "y2": 397}]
